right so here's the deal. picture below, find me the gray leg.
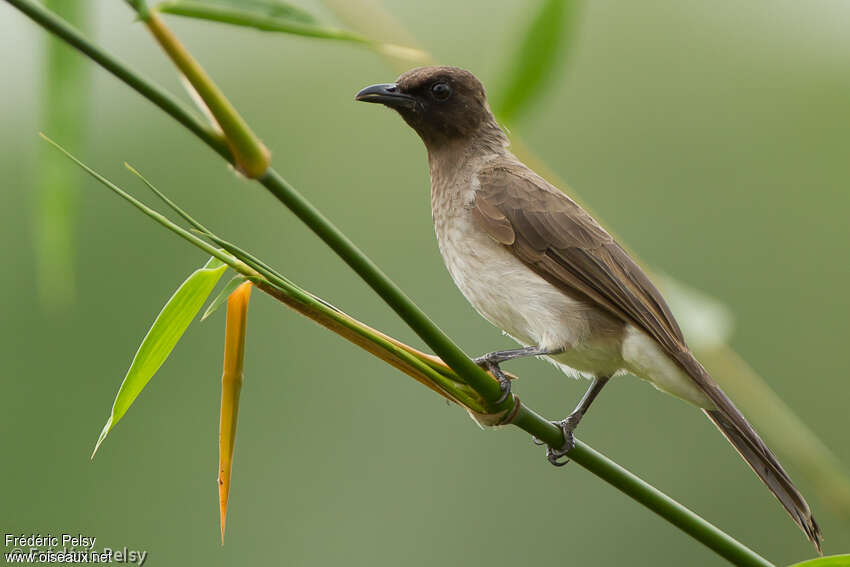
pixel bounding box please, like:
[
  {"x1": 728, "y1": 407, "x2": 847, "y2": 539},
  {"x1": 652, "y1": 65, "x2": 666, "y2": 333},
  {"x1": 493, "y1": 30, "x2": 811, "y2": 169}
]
[
  {"x1": 473, "y1": 345, "x2": 563, "y2": 404},
  {"x1": 546, "y1": 375, "x2": 611, "y2": 466}
]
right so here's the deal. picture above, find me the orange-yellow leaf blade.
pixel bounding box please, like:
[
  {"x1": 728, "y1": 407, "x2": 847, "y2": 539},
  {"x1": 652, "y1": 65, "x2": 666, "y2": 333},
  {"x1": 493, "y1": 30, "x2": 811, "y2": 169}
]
[{"x1": 218, "y1": 281, "x2": 252, "y2": 544}]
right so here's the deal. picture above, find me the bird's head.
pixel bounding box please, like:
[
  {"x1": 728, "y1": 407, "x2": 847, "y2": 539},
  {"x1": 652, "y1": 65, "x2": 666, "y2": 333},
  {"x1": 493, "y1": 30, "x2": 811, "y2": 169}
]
[{"x1": 355, "y1": 66, "x2": 503, "y2": 148}]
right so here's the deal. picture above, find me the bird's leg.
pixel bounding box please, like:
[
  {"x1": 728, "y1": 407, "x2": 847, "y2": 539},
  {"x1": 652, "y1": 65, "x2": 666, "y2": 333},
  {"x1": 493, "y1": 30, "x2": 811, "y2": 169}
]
[
  {"x1": 545, "y1": 375, "x2": 611, "y2": 466},
  {"x1": 473, "y1": 345, "x2": 562, "y2": 404}
]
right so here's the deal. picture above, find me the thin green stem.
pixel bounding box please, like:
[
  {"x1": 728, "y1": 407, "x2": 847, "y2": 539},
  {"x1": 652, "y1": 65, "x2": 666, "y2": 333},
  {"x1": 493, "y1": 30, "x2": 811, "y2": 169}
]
[
  {"x1": 510, "y1": 405, "x2": 774, "y2": 567},
  {"x1": 7, "y1": 1, "x2": 777, "y2": 564},
  {"x1": 570, "y1": 438, "x2": 774, "y2": 567}
]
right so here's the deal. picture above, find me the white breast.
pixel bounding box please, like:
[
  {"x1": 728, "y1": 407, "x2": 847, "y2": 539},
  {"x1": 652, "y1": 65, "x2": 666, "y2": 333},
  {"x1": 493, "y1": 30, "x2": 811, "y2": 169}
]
[{"x1": 430, "y1": 168, "x2": 625, "y2": 379}]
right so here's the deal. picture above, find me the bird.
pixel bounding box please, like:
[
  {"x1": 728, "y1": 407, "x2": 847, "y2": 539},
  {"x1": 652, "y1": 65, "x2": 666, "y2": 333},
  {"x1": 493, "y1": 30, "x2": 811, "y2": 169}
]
[{"x1": 355, "y1": 65, "x2": 822, "y2": 551}]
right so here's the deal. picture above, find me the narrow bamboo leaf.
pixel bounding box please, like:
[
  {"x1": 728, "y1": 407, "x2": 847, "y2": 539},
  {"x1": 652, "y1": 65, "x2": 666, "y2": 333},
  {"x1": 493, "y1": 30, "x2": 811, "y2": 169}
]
[
  {"x1": 788, "y1": 556, "x2": 850, "y2": 567},
  {"x1": 125, "y1": 162, "x2": 211, "y2": 234},
  {"x1": 35, "y1": 0, "x2": 90, "y2": 312},
  {"x1": 155, "y1": 0, "x2": 427, "y2": 60},
  {"x1": 219, "y1": 281, "x2": 252, "y2": 543},
  {"x1": 191, "y1": 0, "x2": 317, "y2": 24},
  {"x1": 156, "y1": 0, "x2": 369, "y2": 42},
  {"x1": 41, "y1": 134, "x2": 238, "y2": 270},
  {"x1": 123, "y1": 162, "x2": 300, "y2": 292},
  {"x1": 92, "y1": 256, "x2": 228, "y2": 457},
  {"x1": 203, "y1": 274, "x2": 247, "y2": 321},
  {"x1": 492, "y1": 0, "x2": 575, "y2": 124}
]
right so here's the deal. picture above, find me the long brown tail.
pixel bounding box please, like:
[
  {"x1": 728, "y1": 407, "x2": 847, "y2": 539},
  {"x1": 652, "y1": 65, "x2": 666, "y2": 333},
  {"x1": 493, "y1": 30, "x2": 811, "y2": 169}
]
[
  {"x1": 703, "y1": 407, "x2": 822, "y2": 552},
  {"x1": 670, "y1": 349, "x2": 823, "y2": 553}
]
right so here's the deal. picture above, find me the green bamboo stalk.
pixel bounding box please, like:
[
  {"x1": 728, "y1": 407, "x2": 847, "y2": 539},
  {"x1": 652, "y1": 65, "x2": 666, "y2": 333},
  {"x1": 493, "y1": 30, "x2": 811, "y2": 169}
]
[{"x1": 8, "y1": 2, "x2": 778, "y2": 563}]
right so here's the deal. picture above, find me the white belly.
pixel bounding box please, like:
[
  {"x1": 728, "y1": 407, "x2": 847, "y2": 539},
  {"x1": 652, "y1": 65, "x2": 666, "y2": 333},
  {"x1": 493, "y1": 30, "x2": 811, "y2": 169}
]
[{"x1": 433, "y1": 203, "x2": 625, "y2": 379}]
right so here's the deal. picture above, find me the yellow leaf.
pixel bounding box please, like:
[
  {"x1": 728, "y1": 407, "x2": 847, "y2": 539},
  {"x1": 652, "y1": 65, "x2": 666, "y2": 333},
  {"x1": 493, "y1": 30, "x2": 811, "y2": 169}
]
[{"x1": 218, "y1": 281, "x2": 252, "y2": 544}]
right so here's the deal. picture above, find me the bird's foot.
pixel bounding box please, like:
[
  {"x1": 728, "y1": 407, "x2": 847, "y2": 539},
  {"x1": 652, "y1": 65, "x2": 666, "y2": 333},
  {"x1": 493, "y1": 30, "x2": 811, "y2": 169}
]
[
  {"x1": 533, "y1": 413, "x2": 580, "y2": 467},
  {"x1": 473, "y1": 355, "x2": 511, "y2": 404}
]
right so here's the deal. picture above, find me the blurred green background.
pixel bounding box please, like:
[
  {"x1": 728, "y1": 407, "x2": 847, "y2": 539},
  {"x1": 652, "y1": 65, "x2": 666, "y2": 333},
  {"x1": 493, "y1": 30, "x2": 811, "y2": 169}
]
[{"x1": 2, "y1": 1, "x2": 849, "y2": 565}]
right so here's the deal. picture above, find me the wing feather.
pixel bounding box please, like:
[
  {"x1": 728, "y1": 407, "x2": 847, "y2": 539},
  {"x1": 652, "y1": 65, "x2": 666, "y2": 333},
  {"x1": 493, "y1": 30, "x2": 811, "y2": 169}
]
[
  {"x1": 473, "y1": 163, "x2": 821, "y2": 549},
  {"x1": 476, "y1": 164, "x2": 683, "y2": 349}
]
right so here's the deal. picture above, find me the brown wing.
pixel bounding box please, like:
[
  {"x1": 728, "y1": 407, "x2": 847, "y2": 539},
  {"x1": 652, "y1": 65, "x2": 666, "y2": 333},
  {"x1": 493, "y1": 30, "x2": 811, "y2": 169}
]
[
  {"x1": 473, "y1": 164, "x2": 686, "y2": 355},
  {"x1": 473, "y1": 163, "x2": 822, "y2": 549}
]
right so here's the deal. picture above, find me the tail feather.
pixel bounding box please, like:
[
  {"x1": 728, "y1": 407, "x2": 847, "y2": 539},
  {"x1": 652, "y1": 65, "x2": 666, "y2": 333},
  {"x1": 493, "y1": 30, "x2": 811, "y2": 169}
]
[
  {"x1": 671, "y1": 349, "x2": 823, "y2": 553},
  {"x1": 703, "y1": 408, "x2": 822, "y2": 553}
]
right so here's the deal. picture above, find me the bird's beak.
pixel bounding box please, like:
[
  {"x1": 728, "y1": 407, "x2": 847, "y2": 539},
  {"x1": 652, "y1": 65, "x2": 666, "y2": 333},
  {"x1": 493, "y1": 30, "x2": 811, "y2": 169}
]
[{"x1": 355, "y1": 83, "x2": 416, "y2": 109}]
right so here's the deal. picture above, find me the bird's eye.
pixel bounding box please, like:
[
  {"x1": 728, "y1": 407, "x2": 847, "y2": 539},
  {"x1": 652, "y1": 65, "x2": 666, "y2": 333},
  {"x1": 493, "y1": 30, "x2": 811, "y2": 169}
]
[{"x1": 430, "y1": 82, "x2": 452, "y2": 101}]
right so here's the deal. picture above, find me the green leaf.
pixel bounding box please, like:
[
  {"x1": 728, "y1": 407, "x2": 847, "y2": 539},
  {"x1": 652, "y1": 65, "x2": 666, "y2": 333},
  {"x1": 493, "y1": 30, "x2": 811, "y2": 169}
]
[
  {"x1": 123, "y1": 162, "x2": 300, "y2": 291},
  {"x1": 125, "y1": 162, "x2": 211, "y2": 234},
  {"x1": 194, "y1": 0, "x2": 317, "y2": 24},
  {"x1": 155, "y1": 0, "x2": 429, "y2": 60},
  {"x1": 788, "y1": 555, "x2": 850, "y2": 567},
  {"x1": 202, "y1": 274, "x2": 247, "y2": 321},
  {"x1": 492, "y1": 0, "x2": 576, "y2": 124},
  {"x1": 40, "y1": 134, "x2": 237, "y2": 269},
  {"x1": 92, "y1": 256, "x2": 228, "y2": 457},
  {"x1": 155, "y1": 0, "x2": 368, "y2": 42}
]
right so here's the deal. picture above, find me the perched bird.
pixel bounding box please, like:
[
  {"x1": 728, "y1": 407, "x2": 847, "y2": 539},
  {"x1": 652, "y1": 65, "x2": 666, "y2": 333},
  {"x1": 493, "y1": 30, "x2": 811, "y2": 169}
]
[{"x1": 356, "y1": 66, "x2": 821, "y2": 551}]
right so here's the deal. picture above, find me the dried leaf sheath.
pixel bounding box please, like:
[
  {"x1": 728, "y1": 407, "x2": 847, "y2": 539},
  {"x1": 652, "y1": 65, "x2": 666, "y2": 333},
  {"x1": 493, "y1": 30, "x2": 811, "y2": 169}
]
[{"x1": 219, "y1": 281, "x2": 252, "y2": 544}]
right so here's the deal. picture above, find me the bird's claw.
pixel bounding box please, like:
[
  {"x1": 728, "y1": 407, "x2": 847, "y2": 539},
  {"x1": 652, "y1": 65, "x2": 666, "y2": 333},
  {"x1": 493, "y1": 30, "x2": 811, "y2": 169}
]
[
  {"x1": 537, "y1": 418, "x2": 577, "y2": 467},
  {"x1": 473, "y1": 356, "x2": 511, "y2": 404},
  {"x1": 495, "y1": 374, "x2": 511, "y2": 404}
]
